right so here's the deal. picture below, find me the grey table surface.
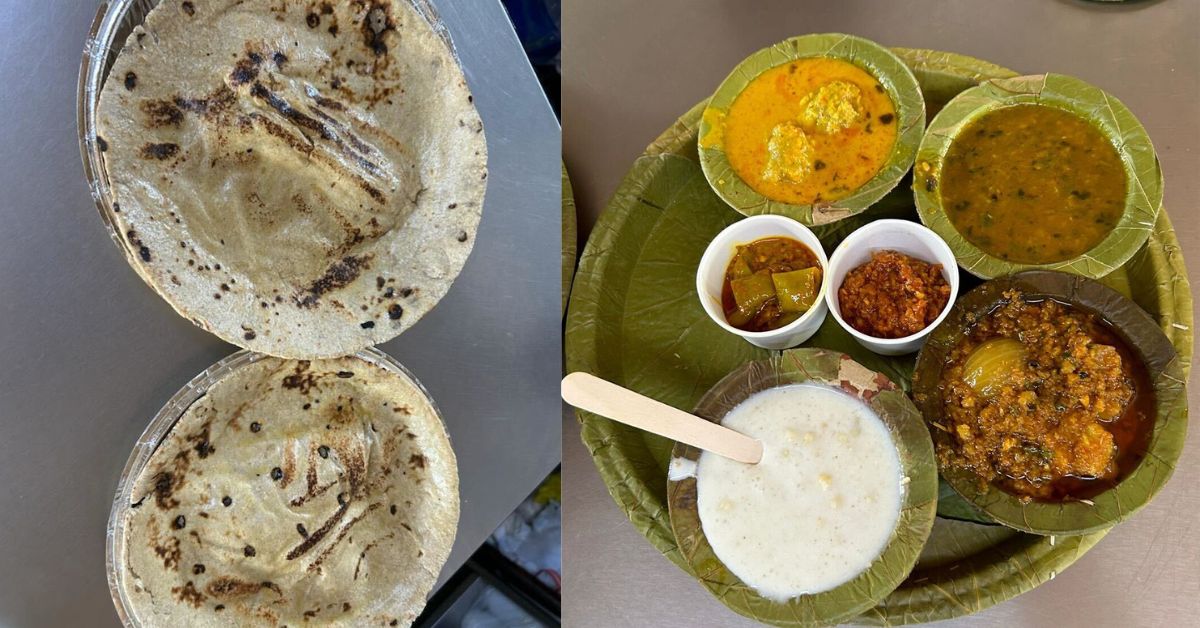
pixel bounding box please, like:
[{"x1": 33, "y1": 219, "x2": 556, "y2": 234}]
[
  {"x1": 0, "y1": 1, "x2": 561, "y2": 626},
  {"x1": 562, "y1": 0, "x2": 1200, "y2": 626}
]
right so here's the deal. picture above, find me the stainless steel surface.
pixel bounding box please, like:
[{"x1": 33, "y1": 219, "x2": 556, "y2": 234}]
[
  {"x1": 0, "y1": 1, "x2": 561, "y2": 625},
  {"x1": 563, "y1": 0, "x2": 1200, "y2": 626}
]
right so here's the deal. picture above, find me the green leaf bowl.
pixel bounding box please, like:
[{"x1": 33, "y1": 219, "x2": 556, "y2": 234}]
[
  {"x1": 911, "y1": 270, "x2": 1187, "y2": 535},
  {"x1": 913, "y1": 73, "x2": 1163, "y2": 279},
  {"x1": 668, "y1": 348, "x2": 938, "y2": 627},
  {"x1": 698, "y1": 34, "x2": 925, "y2": 226}
]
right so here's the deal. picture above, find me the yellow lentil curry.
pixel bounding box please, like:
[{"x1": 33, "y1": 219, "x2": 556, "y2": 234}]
[
  {"x1": 940, "y1": 104, "x2": 1128, "y2": 264},
  {"x1": 721, "y1": 237, "x2": 822, "y2": 332},
  {"x1": 719, "y1": 58, "x2": 898, "y2": 205},
  {"x1": 937, "y1": 292, "x2": 1152, "y2": 502}
]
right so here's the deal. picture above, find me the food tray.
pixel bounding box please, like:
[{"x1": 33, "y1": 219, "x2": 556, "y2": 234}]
[{"x1": 564, "y1": 48, "x2": 1192, "y2": 624}]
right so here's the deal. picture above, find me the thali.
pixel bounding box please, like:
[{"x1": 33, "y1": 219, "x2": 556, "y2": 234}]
[{"x1": 564, "y1": 48, "x2": 1193, "y2": 624}]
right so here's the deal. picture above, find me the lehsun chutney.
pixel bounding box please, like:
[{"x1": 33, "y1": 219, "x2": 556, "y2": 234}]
[
  {"x1": 722, "y1": 58, "x2": 898, "y2": 205},
  {"x1": 940, "y1": 104, "x2": 1127, "y2": 264}
]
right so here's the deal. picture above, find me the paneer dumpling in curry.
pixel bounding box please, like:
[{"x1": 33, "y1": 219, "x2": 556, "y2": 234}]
[{"x1": 722, "y1": 58, "x2": 897, "y2": 205}]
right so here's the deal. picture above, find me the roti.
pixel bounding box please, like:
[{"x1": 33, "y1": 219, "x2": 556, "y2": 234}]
[
  {"x1": 116, "y1": 355, "x2": 459, "y2": 627},
  {"x1": 96, "y1": 0, "x2": 487, "y2": 358}
]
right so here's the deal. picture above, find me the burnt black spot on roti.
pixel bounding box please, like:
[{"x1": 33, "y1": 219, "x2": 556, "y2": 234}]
[
  {"x1": 192, "y1": 563, "x2": 205, "y2": 575},
  {"x1": 387, "y1": 303, "x2": 403, "y2": 320},
  {"x1": 250, "y1": 82, "x2": 332, "y2": 140},
  {"x1": 250, "y1": 421, "x2": 261, "y2": 433},
  {"x1": 307, "y1": 12, "x2": 320, "y2": 28},
  {"x1": 96, "y1": 135, "x2": 108, "y2": 152},
  {"x1": 879, "y1": 113, "x2": 894, "y2": 124},
  {"x1": 390, "y1": 504, "x2": 397, "y2": 515},
  {"x1": 409, "y1": 453, "x2": 426, "y2": 469},
  {"x1": 243, "y1": 545, "x2": 256, "y2": 557},
  {"x1": 172, "y1": 581, "x2": 206, "y2": 608},
  {"x1": 154, "y1": 471, "x2": 179, "y2": 509},
  {"x1": 174, "y1": 515, "x2": 187, "y2": 529},
  {"x1": 214, "y1": 605, "x2": 225, "y2": 611},
  {"x1": 140, "y1": 143, "x2": 179, "y2": 160},
  {"x1": 138, "y1": 245, "x2": 152, "y2": 262},
  {"x1": 243, "y1": 330, "x2": 256, "y2": 341},
  {"x1": 360, "y1": 320, "x2": 375, "y2": 329},
  {"x1": 181, "y1": 2, "x2": 195, "y2": 16},
  {"x1": 318, "y1": 445, "x2": 330, "y2": 458},
  {"x1": 222, "y1": 495, "x2": 232, "y2": 507},
  {"x1": 329, "y1": 24, "x2": 339, "y2": 36},
  {"x1": 456, "y1": 231, "x2": 468, "y2": 243},
  {"x1": 273, "y1": 51, "x2": 288, "y2": 68},
  {"x1": 383, "y1": 287, "x2": 395, "y2": 298},
  {"x1": 336, "y1": 371, "x2": 354, "y2": 378},
  {"x1": 399, "y1": 287, "x2": 413, "y2": 298},
  {"x1": 271, "y1": 467, "x2": 283, "y2": 481},
  {"x1": 376, "y1": 276, "x2": 385, "y2": 289},
  {"x1": 206, "y1": 577, "x2": 278, "y2": 598},
  {"x1": 124, "y1": 72, "x2": 137, "y2": 90},
  {"x1": 286, "y1": 501, "x2": 349, "y2": 560},
  {"x1": 296, "y1": 254, "x2": 372, "y2": 308},
  {"x1": 362, "y1": 4, "x2": 394, "y2": 56},
  {"x1": 297, "y1": 523, "x2": 309, "y2": 537},
  {"x1": 229, "y1": 50, "x2": 263, "y2": 87}
]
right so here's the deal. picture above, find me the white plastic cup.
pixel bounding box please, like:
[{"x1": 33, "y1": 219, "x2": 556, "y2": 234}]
[
  {"x1": 696, "y1": 215, "x2": 829, "y2": 350},
  {"x1": 826, "y1": 219, "x2": 959, "y2": 355}
]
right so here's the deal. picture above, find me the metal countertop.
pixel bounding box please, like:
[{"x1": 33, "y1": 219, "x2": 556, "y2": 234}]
[{"x1": 0, "y1": 1, "x2": 561, "y2": 625}]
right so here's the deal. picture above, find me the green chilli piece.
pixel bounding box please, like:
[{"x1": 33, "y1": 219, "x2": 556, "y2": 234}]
[
  {"x1": 913, "y1": 73, "x2": 1164, "y2": 279},
  {"x1": 698, "y1": 33, "x2": 926, "y2": 225},
  {"x1": 668, "y1": 349, "x2": 937, "y2": 627},
  {"x1": 912, "y1": 270, "x2": 1188, "y2": 535}
]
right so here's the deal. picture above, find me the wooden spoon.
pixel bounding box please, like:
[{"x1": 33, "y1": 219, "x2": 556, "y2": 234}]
[{"x1": 561, "y1": 372, "x2": 763, "y2": 464}]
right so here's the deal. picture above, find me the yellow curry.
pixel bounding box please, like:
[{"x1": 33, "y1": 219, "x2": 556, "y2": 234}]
[{"x1": 718, "y1": 58, "x2": 898, "y2": 205}]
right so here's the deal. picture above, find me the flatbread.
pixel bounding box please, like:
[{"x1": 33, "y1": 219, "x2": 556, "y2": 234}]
[
  {"x1": 96, "y1": 0, "x2": 487, "y2": 358},
  {"x1": 117, "y1": 355, "x2": 459, "y2": 627}
]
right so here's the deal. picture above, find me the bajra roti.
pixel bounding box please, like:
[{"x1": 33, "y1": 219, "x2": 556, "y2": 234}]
[
  {"x1": 96, "y1": 0, "x2": 487, "y2": 358},
  {"x1": 116, "y1": 355, "x2": 459, "y2": 627}
]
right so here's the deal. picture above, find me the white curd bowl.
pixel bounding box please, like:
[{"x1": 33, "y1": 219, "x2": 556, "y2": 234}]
[
  {"x1": 696, "y1": 215, "x2": 829, "y2": 350},
  {"x1": 826, "y1": 219, "x2": 959, "y2": 356}
]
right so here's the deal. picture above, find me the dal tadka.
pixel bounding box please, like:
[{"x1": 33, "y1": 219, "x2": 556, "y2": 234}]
[
  {"x1": 720, "y1": 58, "x2": 898, "y2": 205},
  {"x1": 936, "y1": 292, "x2": 1152, "y2": 501},
  {"x1": 837, "y1": 250, "x2": 951, "y2": 339},
  {"x1": 722, "y1": 237, "x2": 822, "y2": 332},
  {"x1": 940, "y1": 104, "x2": 1127, "y2": 264}
]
